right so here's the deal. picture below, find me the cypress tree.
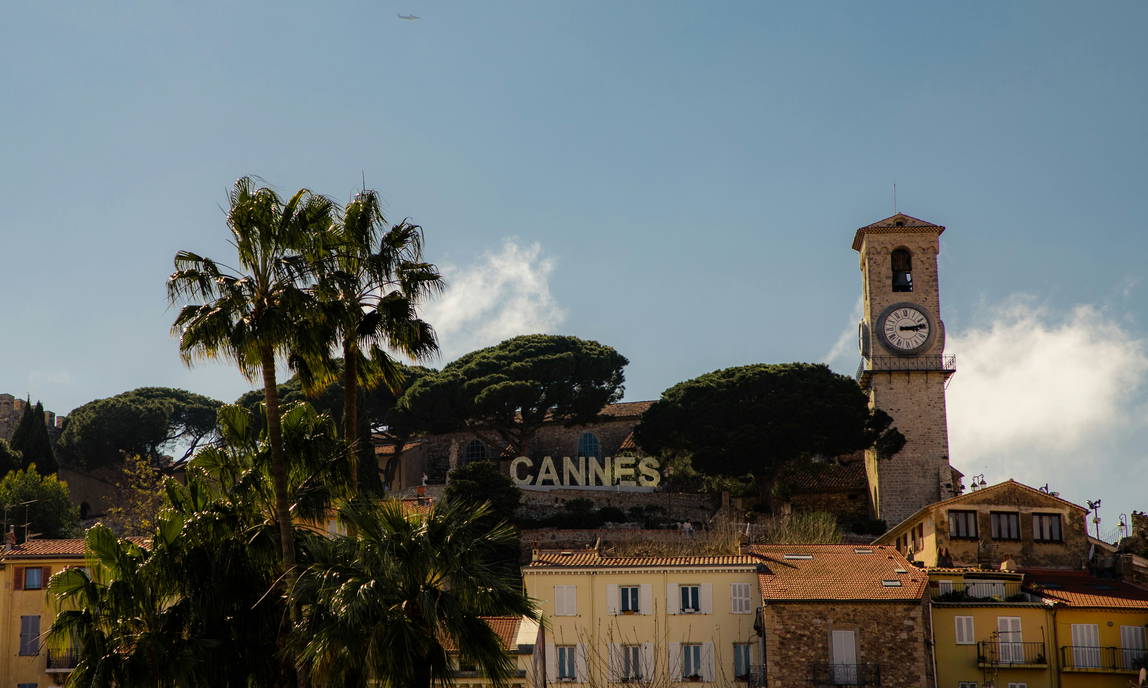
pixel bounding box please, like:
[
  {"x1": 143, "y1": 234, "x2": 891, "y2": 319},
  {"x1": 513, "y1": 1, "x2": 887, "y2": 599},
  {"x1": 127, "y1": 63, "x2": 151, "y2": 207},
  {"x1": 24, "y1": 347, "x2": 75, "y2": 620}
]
[{"x1": 11, "y1": 401, "x2": 57, "y2": 475}]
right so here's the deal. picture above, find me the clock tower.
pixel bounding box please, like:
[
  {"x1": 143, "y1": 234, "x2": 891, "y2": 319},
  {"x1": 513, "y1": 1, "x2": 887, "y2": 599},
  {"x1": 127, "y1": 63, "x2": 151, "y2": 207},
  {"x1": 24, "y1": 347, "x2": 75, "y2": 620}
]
[{"x1": 854, "y1": 213, "x2": 957, "y2": 527}]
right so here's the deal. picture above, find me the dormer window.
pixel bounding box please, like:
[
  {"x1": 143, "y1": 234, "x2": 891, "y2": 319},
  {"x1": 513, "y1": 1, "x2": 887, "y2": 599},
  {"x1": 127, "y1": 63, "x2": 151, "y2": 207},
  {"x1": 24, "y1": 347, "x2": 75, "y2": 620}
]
[{"x1": 891, "y1": 248, "x2": 913, "y2": 292}]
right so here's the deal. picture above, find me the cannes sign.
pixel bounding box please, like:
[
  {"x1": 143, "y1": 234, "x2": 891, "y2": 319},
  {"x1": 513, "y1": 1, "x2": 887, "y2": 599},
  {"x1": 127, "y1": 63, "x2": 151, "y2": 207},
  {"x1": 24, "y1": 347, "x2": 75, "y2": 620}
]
[{"x1": 509, "y1": 455, "x2": 661, "y2": 490}]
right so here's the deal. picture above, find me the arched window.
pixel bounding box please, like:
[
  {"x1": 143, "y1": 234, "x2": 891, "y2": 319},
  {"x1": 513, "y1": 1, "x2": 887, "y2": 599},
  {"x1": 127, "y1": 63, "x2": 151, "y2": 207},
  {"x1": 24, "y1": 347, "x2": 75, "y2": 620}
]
[
  {"x1": 577, "y1": 432, "x2": 601, "y2": 459},
  {"x1": 463, "y1": 439, "x2": 488, "y2": 464},
  {"x1": 891, "y1": 248, "x2": 913, "y2": 292}
]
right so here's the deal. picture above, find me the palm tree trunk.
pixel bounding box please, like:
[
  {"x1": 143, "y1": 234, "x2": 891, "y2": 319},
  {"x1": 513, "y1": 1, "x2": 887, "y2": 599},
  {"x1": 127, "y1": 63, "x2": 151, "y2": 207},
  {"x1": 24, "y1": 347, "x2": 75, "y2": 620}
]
[
  {"x1": 260, "y1": 347, "x2": 306, "y2": 688},
  {"x1": 342, "y1": 339, "x2": 359, "y2": 496}
]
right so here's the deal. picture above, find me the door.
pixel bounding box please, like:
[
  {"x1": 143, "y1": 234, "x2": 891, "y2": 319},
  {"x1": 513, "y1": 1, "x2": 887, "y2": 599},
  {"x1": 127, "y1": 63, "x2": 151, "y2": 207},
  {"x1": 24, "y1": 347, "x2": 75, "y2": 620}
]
[
  {"x1": 1071, "y1": 623, "x2": 1100, "y2": 668},
  {"x1": 997, "y1": 617, "x2": 1022, "y2": 663},
  {"x1": 1122, "y1": 625, "x2": 1147, "y2": 670},
  {"x1": 831, "y1": 630, "x2": 857, "y2": 684}
]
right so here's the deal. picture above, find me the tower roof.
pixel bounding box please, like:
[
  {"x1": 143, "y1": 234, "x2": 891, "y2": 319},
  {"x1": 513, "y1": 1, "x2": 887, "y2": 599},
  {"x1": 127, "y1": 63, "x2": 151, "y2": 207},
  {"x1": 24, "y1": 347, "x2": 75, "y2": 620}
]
[{"x1": 852, "y1": 212, "x2": 945, "y2": 251}]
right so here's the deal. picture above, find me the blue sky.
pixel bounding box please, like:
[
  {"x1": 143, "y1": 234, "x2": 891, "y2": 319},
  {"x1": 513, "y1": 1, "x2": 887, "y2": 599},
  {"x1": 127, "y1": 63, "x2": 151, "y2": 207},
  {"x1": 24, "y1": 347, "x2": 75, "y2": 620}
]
[{"x1": 2, "y1": 2, "x2": 1147, "y2": 535}]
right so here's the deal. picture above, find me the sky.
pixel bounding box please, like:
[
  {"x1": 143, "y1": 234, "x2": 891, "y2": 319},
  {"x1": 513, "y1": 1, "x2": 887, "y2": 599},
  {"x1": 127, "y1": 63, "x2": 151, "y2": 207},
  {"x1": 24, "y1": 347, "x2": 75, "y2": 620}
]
[{"x1": 2, "y1": 1, "x2": 1147, "y2": 538}]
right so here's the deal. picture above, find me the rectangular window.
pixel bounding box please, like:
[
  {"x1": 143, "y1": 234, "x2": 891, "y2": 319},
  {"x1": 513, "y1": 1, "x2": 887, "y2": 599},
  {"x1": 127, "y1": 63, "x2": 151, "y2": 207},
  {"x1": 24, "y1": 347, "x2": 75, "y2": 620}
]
[
  {"x1": 1033, "y1": 513, "x2": 1062, "y2": 542},
  {"x1": 23, "y1": 567, "x2": 43, "y2": 591},
  {"x1": 620, "y1": 585, "x2": 640, "y2": 613},
  {"x1": 680, "y1": 585, "x2": 700, "y2": 613},
  {"x1": 554, "y1": 586, "x2": 577, "y2": 616},
  {"x1": 955, "y1": 616, "x2": 975, "y2": 645},
  {"x1": 19, "y1": 615, "x2": 40, "y2": 656},
  {"x1": 622, "y1": 645, "x2": 642, "y2": 680},
  {"x1": 938, "y1": 580, "x2": 954, "y2": 595},
  {"x1": 957, "y1": 683, "x2": 978, "y2": 688},
  {"x1": 682, "y1": 644, "x2": 703, "y2": 679},
  {"x1": 949, "y1": 510, "x2": 978, "y2": 538},
  {"x1": 733, "y1": 643, "x2": 752, "y2": 679},
  {"x1": 990, "y1": 512, "x2": 1020, "y2": 540},
  {"x1": 557, "y1": 645, "x2": 577, "y2": 680},
  {"x1": 731, "y1": 583, "x2": 752, "y2": 614}
]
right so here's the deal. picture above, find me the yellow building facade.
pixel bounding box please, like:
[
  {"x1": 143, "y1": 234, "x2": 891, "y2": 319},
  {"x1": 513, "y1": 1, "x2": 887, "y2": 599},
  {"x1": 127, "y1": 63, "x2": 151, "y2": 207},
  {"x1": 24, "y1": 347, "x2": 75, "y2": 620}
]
[
  {"x1": 523, "y1": 550, "x2": 763, "y2": 686},
  {"x1": 0, "y1": 539, "x2": 86, "y2": 688}
]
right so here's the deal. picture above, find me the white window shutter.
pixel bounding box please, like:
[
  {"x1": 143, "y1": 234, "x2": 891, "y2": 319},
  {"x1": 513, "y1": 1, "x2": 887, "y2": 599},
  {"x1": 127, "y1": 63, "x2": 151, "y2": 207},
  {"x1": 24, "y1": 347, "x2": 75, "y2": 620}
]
[
  {"x1": 701, "y1": 642, "x2": 716, "y2": 682},
  {"x1": 700, "y1": 584, "x2": 713, "y2": 614},
  {"x1": 606, "y1": 584, "x2": 619, "y2": 615},
  {"x1": 608, "y1": 643, "x2": 622, "y2": 681},
  {"x1": 641, "y1": 642, "x2": 655, "y2": 679},
  {"x1": 640, "y1": 583, "x2": 653, "y2": 615},
  {"x1": 667, "y1": 583, "x2": 680, "y2": 614},
  {"x1": 545, "y1": 643, "x2": 557, "y2": 681},
  {"x1": 576, "y1": 643, "x2": 589, "y2": 683},
  {"x1": 668, "y1": 642, "x2": 682, "y2": 680}
]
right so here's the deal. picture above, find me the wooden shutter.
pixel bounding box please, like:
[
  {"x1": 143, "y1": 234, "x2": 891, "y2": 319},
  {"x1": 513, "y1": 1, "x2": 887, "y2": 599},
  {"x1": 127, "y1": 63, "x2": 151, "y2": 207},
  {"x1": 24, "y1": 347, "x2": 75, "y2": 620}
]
[
  {"x1": 575, "y1": 644, "x2": 589, "y2": 683},
  {"x1": 699, "y1": 584, "x2": 713, "y2": 614},
  {"x1": 641, "y1": 643, "x2": 654, "y2": 679},
  {"x1": 608, "y1": 644, "x2": 622, "y2": 681},
  {"x1": 639, "y1": 584, "x2": 653, "y2": 615},
  {"x1": 545, "y1": 643, "x2": 557, "y2": 680},
  {"x1": 701, "y1": 642, "x2": 716, "y2": 682},
  {"x1": 13, "y1": 566, "x2": 23, "y2": 590},
  {"x1": 666, "y1": 583, "x2": 680, "y2": 614},
  {"x1": 606, "y1": 584, "x2": 619, "y2": 615},
  {"x1": 667, "y1": 642, "x2": 682, "y2": 680},
  {"x1": 955, "y1": 616, "x2": 974, "y2": 644}
]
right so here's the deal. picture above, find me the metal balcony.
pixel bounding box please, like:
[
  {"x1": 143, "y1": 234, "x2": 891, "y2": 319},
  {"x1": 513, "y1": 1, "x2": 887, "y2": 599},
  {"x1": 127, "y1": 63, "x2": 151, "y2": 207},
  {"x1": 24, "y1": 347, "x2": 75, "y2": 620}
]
[
  {"x1": 810, "y1": 663, "x2": 881, "y2": 686},
  {"x1": 856, "y1": 355, "x2": 956, "y2": 388},
  {"x1": 46, "y1": 647, "x2": 79, "y2": 671},
  {"x1": 1060, "y1": 645, "x2": 1148, "y2": 672},
  {"x1": 977, "y1": 640, "x2": 1048, "y2": 666}
]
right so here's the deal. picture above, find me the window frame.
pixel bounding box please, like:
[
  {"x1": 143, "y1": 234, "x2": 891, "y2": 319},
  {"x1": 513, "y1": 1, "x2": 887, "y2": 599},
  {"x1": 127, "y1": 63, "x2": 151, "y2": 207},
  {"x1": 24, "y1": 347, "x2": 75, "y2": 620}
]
[
  {"x1": 990, "y1": 511, "x2": 1021, "y2": 541},
  {"x1": 1032, "y1": 513, "x2": 1062, "y2": 542},
  {"x1": 577, "y1": 432, "x2": 601, "y2": 460},
  {"x1": 733, "y1": 643, "x2": 752, "y2": 679},
  {"x1": 948, "y1": 510, "x2": 979, "y2": 539},
  {"x1": 682, "y1": 643, "x2": 703, "y2": 680},
  {"x1": 731, "y1": 582, "x2": 752, "y2": 614},
  {"x1": 620, "y1": 585, "x2": 640, "y2": 613},
  {"x1": 622, "y1": 644, "x2": 642, "y2": 680},
  {"x1": 557, "y1": 645, "x2": 577, "y2": 681},
  {"x1": 554, "y1": 585, "x2": 577, "y2": 617},
  {"x1": 23, "y1": 566, "x2": 44, "y2": 591},
  {"x1": 19, "y1": 615, "x2": 40, "y2": 656},
  {"x1": 680, "y1": 584, "x2": 701, "y2": 613},
  {"x1": 955, "y1": 615, "x2": 975, "y2": 645}
]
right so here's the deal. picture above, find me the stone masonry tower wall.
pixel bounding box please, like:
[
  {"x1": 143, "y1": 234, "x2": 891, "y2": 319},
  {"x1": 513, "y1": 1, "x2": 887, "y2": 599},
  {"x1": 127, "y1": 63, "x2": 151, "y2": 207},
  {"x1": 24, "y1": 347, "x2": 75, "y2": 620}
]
[{"x1": 854, "y1": 214, "x2": 956, "y2": 528}]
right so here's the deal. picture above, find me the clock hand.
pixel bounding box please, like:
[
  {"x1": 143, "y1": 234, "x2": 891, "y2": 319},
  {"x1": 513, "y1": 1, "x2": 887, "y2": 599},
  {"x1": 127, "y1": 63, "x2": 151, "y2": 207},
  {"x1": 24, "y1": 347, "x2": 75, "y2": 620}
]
[{"x1": 899, "y1": 324, "x2": 925, "y2": 331}]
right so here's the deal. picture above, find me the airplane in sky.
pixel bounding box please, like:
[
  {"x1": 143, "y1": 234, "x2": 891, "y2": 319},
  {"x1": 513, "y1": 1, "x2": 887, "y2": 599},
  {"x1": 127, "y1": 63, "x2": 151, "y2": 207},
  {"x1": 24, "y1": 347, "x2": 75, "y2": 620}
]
[{"x1": 397, "y1": 13, "x2": 420, "y2": 20}]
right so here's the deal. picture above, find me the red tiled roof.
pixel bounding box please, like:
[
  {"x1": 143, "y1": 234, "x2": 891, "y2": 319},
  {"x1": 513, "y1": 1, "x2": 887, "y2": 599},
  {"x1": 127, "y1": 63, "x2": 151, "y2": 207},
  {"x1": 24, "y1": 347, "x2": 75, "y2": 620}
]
[
  {"x1": 618, "y1": 432, "x2": 638, "y2": 452},
  {"x1": 442, "y1": 616, "x2": 524, "y2": 652},
  {"x1": 1023, "y1": 570, "x2": 1148, "y2": 609},
  {"x1": 374, "y1": 440, "x2": 423, "y2": 455},
  {"x1": 596, "y1": 401, "x2": 654, "y2": 418},
  {"x1": 749, "y1": 544, "x2": 927, "y2": 601},
  {"x1": 528, "y1": 549, "x2": 758, "y2": 569},
  {"x1": 2, "y1": 536, "x2": 148, "y2": 560},
  {"x1": 852, "y1": 213, "x2": 946, "y2": 250}
]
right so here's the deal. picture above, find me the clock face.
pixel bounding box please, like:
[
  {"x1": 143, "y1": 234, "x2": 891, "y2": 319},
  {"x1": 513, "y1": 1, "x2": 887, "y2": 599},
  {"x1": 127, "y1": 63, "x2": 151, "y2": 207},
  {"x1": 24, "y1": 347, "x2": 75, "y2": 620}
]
[{"x1": 878, "y1": 303, "x2": 933, "y2": 354}]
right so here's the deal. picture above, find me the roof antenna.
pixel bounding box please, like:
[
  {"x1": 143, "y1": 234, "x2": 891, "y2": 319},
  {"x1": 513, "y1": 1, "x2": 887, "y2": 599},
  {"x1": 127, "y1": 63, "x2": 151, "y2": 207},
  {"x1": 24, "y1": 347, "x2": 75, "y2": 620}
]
[{"x1": 893, "y1": 182, "x2": 897, "y2": 214}]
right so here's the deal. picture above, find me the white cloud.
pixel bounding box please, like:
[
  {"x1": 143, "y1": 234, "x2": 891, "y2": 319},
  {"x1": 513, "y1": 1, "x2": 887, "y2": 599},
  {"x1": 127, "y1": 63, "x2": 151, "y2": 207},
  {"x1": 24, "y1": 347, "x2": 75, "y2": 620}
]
[
  {"x1": 946, "y1": 297, "x2": 1148, "y2": 484},
  {"x1": 422, "y1": 240, "x2": 566, "y2": 363},
  {"x1": 822, "y1": 296, "x2": 863, "y2": 371}
]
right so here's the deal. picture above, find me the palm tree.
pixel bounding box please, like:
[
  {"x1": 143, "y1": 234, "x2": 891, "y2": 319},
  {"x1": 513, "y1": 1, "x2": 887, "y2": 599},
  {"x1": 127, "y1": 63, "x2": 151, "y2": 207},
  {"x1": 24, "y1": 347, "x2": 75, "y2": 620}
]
[
  {"x1": 293, "y1": 499, "x2": 537, "y2": 688},
  {"x1": 296, "y1": 189, "x2": 442, "y2": 494},
  {"x1": 167, "y1": 176, "x2": 334, "y2": 582}
]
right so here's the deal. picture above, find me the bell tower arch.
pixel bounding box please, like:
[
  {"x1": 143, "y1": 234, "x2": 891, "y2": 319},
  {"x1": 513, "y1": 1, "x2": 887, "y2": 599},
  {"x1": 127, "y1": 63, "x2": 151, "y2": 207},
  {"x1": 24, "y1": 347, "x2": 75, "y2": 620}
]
[{"x1": 854, "y1": 213, "x2": 957, "y2": 527}]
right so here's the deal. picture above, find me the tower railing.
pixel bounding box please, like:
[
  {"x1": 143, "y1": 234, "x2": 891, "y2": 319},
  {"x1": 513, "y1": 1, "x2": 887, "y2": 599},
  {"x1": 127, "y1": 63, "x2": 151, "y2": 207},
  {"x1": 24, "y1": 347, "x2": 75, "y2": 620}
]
[{"x1": 856, "y1": 354, "x2": 956, "y2": 386}]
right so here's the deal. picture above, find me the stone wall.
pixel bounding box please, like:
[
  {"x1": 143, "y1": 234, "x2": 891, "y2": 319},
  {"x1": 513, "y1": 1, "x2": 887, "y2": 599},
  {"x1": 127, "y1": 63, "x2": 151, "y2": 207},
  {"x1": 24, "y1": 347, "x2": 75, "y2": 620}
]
[
  {"x1": 517, "y1": 488, "x2": 714, "y2": 522},
  {"x1": 761, "y1": 599, "x2": 931, "y2": 688}
]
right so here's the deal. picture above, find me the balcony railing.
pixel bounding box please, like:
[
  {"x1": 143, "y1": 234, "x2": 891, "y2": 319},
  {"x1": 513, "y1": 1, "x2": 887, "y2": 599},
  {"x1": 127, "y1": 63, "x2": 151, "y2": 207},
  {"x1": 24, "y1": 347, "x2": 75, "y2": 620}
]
[
  {"x1": 929, "y1": 580, "x2": 1032, "y2": 602},
  {"x1": 810, "y1": 663, "x2": 881, "y2": 686},
  {"x1": 977, "y1": 640, "x2": 1048, "y2": 666},
  {"x1": 46, "y1": 647, "x2": 79, "y2": 671},
  {"x1": 856, "y1": 354, "x2": 956, "y2": 385},
  {"x1": 1060, "y1": 645, "x2": 1148, "y2": 672}
]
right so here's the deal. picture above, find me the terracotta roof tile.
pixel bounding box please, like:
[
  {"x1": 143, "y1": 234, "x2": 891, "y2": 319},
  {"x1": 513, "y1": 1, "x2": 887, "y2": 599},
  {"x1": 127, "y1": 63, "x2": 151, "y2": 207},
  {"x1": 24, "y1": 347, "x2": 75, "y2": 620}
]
[
  {"x1": 749, "y1": 544, "x2": 927, "y2": 601},
  {"x1": 528, "y1": 549, "x2": 758, "y2": 569},
  {"x1": 596, "y1": 401, "x2": 653, "y2": 418},
  {"x1": 2, "y1": 536, "x2": 148, "y2": 560},
  {"x1": 442, "y1": 616, "x2": 530, "y2": 652},
  {"x1": 618, "y1": 432, "x2": 638, "y2": 452},
  {"x1": 1023, "y1": 570, "x2": 1148, "y2": 609}
]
